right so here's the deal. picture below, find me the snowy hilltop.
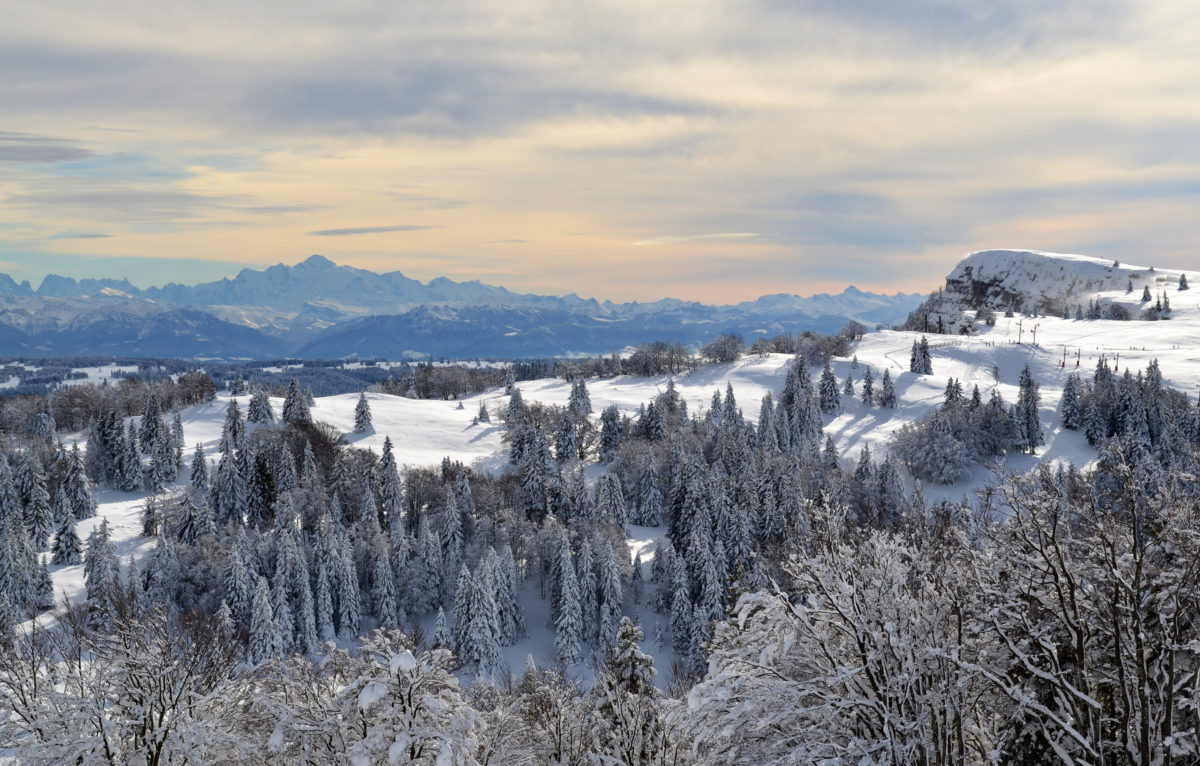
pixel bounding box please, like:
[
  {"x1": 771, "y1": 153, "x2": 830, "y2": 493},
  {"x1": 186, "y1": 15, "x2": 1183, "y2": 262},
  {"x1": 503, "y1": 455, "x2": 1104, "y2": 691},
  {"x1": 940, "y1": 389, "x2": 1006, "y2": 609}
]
[
  {"x1": 946, "y1": 249, "x2": 1131, "y2": 312},
  {"x1": 946, "y1": 248, "x2": 1190, "y2": 312},
  {"x1": 905, "y1": 248, "x2": 1194, "y2": 333}
]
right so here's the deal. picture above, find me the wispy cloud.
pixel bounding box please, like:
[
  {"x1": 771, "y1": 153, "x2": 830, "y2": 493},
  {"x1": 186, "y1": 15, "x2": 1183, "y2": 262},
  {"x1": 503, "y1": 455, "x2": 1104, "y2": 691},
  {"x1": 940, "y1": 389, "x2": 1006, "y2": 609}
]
[
  {"x1": 391, "y1": 193, "x2": 471, "y2": 209},
  {"x1": 309, "y1": 224, "x2": 435, "y2": 237},
  {"x1": 51, "y1": 232, "x2": 111, "y2": 239},
  {"x1": 634, "y1": 233, "x2": 762, "y2": 246},
  {"x1": 0, "y1": 131, "x2": 93, "y2": 163}
]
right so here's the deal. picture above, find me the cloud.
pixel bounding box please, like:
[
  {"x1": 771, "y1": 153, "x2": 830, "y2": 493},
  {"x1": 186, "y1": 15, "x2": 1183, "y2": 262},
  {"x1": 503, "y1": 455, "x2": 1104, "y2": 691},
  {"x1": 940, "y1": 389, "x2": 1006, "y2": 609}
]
[
  {"x1": 0, "y1": 131, "x2": 94, "y2": 163},
  {"x1": 634, "y1": 233, "x2": 762, "y2": 246},
  {"x1": 6, "y1": 187, "x2": 231, "y2": 224},
  {"x1": 51, "y1": 232, "x2": 111, "y2": 239},
  {"x1": 239, "y1": 205, "x2": 322, "y2": 215},
  {"x1": 309, "y1": 224, "x2": 436, "y2": 237},
  {"x1": 391, "y1": 193, "x2": 471, "y2": 209},
  {"x1": 1, "y1": 0, "x2": 1197, "y2": 301}
]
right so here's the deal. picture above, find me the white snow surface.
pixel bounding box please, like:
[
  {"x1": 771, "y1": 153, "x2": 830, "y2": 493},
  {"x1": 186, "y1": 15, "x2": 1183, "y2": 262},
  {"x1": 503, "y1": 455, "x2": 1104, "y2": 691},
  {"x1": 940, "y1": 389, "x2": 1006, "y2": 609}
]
[{"x1": 36, "y1": 249, "x2": 1200, "y2": 683}]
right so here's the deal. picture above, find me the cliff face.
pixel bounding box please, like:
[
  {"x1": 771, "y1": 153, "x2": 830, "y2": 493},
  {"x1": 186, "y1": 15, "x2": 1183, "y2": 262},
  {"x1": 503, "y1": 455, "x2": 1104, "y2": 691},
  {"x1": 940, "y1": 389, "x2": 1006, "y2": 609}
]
[{"x1": 944, "y1": 250, "x2": 1131, "y2": 314}]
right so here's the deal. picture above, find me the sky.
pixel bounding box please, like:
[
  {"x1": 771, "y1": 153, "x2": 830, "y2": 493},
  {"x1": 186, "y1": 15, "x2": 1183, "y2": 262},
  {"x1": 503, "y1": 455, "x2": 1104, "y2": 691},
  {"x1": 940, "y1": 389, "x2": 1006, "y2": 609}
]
[{"x1": 2, "y1": 0, "x2": 1199, "y2": 303}]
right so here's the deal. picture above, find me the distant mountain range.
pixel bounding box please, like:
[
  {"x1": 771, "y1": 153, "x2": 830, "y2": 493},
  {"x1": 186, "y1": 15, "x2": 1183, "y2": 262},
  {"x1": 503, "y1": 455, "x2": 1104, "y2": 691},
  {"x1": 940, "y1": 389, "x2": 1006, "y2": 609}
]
[{"x1": 0, "y1": 255, "x2": 924, "y2": 359}]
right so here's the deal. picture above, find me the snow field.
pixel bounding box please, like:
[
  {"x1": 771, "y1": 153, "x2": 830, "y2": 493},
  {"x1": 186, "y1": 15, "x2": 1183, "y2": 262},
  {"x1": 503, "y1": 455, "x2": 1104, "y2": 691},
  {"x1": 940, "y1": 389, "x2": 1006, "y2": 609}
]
[{"x1": 42, "y1": 250, "x2": 1200, "y2": 683}]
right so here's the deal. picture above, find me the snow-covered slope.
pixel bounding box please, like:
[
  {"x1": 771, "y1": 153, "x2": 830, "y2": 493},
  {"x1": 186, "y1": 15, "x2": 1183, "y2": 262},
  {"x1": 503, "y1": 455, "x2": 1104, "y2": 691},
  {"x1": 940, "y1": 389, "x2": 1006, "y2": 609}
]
[{"x1": 43, "y1": 248, "x2": 1200, "y2": 679}]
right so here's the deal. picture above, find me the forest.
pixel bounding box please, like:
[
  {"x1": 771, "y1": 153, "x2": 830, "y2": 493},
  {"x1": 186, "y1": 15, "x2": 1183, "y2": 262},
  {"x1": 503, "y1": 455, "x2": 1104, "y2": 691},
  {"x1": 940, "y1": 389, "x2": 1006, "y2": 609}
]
[{"x1": 2, "y1": 342, "x2": 1200, "y2": 765}]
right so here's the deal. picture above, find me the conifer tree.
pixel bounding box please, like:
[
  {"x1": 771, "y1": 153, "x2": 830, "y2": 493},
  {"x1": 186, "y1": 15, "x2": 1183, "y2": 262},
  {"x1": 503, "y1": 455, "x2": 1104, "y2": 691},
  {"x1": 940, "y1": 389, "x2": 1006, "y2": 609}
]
[
  {"x1": 496, "y1": 545, "x2": 525, "y2": 643},
  {"x1": 688, "y1": 605, "x2": 712, "y2": 674},
  {"x1": 371, "y1": 545, "x2": 398, "y2": 627},
  {"x1": 1061, "y1": 373, "x2": 1083, "y2": 430},
  {"x1": 271, "y1": 580, "x2": 293, "y2": 656},
  {"x1": 142, "y1": 439, "x2": 164, "y2": 494},
  {"x1": 51, "y1": 507, "x2": 83, "y2": 565},
  {"x1": 599, "y1": 405, "x2": 622, "y2": 462},
  {"x1": 141, "y1": 495, "x2": 162, "y2": 537},
  {"x1": 83, "y1": 417, "x2": 110, "y2": 486},
  {"x1": 635, "y1": 454, "x2": 663, "y2": 526},
  {"x1": 467, "y1": 569, "x2": 502, "y2": 674},
  {"x1": 314, "y1": 559, "x2": 336, "y2": 642},
  {"x1": 554, "y1": 409, "x2": 577, "y2": 464},
  {"x1": 1181, "y1": 273, "x2": 1190, "y2": 291},
  {"x1": 354, "y1": 392, "x2": 373, "y2": 433},
  {"x1": 65, "y1": 445, "x2": 96, "y2": 520},
  {"x1": 756, "y1": 393, "x2": 777, "y2": 453},
  {"x1": 822, "y1": 434, "x2": 840, "y2": 473},
  {"x1": 595, "y1": 472, "x2": 628, "y2": 528},
  {"x1": 246, "y1": 452, "x2": 276, "y2": 530},
  {"x1": 32, "y1": 556, "x2": 53, "y2": 612},
  {"x1": 476, "y1": 401, "x2": 490, "y2": 423},
  {"x1": 568, "y1": 379, "x2": 593, "y2": 417},
  {"x1": 452, "y1": 564, "x2": 474, "y2": 653},
  {"x1": 918, "y1": 336, "x2": 933, "y2": 374},
  {"x1": 188, "y1": 495, "x2": 218, "y2": 542},
  {"x1": 641, "y1": 401, "x2": 665, "y2": 441},
  {"x1": 112, "y1": 422, "x2": 137, "y2": 493},
  {"x1": 555, "y1": 545, "x2": 583, "y2": 665},
  {"x1": 247, "y1": 388, "x2": 275, "y2": 423},
  {"x1": 843, "y1": 371, "x2": 855, "y2": 397},
  {"x1": 140, "y1": 395, "x2": 162, "y2": 453},
  {"x1": 216, "y1": 599, "x2": 236, "y2": 638},
  {"x1": 1016, "y1": 364, "x2": 1043, "y2": 454},
  {"x1": 223, "y1": 400, "x2": 245, "y2": 452},
  {"x1": 378, "y1": 437, "x2": 403, "y2": 530},
  {"x1": 670, "y1": 573, "x2": 693, "y2": 655},
  {"x1": 143, "y1": 533, "x2": 177, "y2": 606},
  {"x1": 27, "y1": 474, "x2": 53, "y2": 552},
  {"x1": 248, "y1": 576, "x2": 278, "y2": 665},
  {"x1": 84, "y1": 519, "x2": 118, "y2": 616},
  {"x1": 506, "y1": 387, "x2": 525, "y2": 423},
  {"x1": 334, "y1": 536, "x2": 361, "y2": 639},
  {"x1": 183, "y1": 445, "x2": 205, "y2": 495},
  {"x1": 943, "y1": 378, "x2": 962, "y2": 408},
  {"x1": 598, "y1": 543, "x2": 624, "y2": 645},
  {"x1": 210, "y1": 446, "x2": 246, "y2": 527},
  {"x1": 223, "y1": 538, "x2": 254, "y2": 629},
  {"x1": 861, "y1": 368, "x2": 874, "y2": 406},
  {"x1": 282, "y1": 378, "x2": 310, "y2": 424},
  {"x1": 576, "y1": 540, "x2": 598, "y2": 641},
  {"x1": 879, "y1": 369, "x2": 897, "y2": 408},
  {"x1": 433, "y1": 607, "x2": 452, "y2": 649},
  {"x1": 1142, "y1": 285, "x2": 1152, "y2": 302},
  {"x1": 818, "y1": 361, "x2": 840, "y2": 413}
]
